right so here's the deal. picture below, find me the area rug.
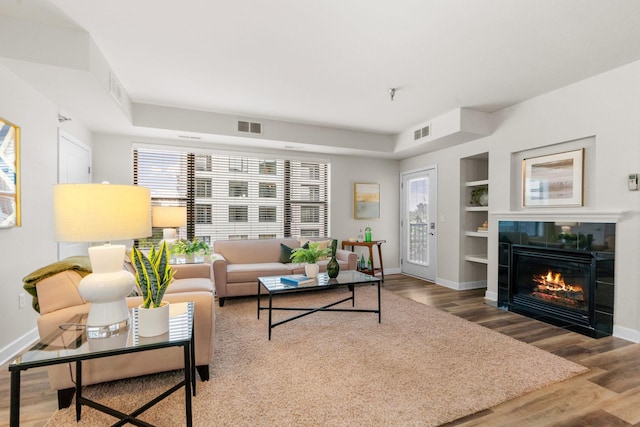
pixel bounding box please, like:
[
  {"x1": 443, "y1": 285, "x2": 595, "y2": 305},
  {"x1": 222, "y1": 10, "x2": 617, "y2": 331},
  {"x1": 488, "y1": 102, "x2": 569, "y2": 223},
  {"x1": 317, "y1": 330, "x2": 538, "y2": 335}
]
[{"x1": 45, "y1": 286, "x2": 587, "y2": 426}]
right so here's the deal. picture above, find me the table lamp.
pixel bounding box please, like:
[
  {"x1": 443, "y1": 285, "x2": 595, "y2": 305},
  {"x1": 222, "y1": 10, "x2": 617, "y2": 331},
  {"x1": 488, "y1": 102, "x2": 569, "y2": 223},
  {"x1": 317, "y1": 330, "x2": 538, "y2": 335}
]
[
  {"x1": 152, "y1": 206, "x2": 187, "y2": 243},
  {"x1": 53, "y1": 183, "x2": 151, "y2": 338}
]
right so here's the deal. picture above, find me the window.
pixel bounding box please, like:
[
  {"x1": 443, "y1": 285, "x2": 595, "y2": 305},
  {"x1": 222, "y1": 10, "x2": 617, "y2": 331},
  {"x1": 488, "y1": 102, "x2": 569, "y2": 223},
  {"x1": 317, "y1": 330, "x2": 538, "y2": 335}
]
[
  {"x1": 259, "y1": 160, "x2": 277, "y2": 175},
  {"x1": 259, "y1": 234, "x2": 276, "y2": 239},
  {"x1": 195, "y1": 204, "x2": 211, "y2": 224},
  {"x1": 133, "y1": 148, "x2": 191, "y2": 249},
  {"x1": 259, "y1": 206, "x2": 277, "y2": 222},
  {"x1": 196, "y1": 155, "x2": 212, "y2": 172},
  {"x1": 229, "y1": 157, "x2": 248, "y2": 173},
  {"x1": 229, "y1": 234, "x2": 248, "y2": 240},
  {"x1": 302, "y1": 184, "x2": 320, "y2": 201},
  {"x1": 196, "y1": 178, "x2": 212, "y2": 198},
  {"x1": 259, "y1": 182, "x2": 276, "y2": 198},
  {"x1": 301, "y1": 162, "x2": 320, "y2": 180},
  {"x1": 229, "y1": 205, "x2": 248, "y2": 222},
  {"x1": 134, "y1": 146, "x2": 330, "y2": 243},
  {"x1": 301, "y1": 206, "x2": 319, "y2": 223},
  {"x1": 229, "y1": 181, "x2": 248, "y2": 197}
]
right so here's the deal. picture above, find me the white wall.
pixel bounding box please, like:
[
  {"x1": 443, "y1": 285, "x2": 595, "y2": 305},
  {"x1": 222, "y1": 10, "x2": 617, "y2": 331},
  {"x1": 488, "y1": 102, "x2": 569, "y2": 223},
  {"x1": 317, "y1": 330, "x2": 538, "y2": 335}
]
[
  {"x1": 0, "y1": 64, "x2": 92, "y2": 363},
  {"x1": 400, "y1": 60, "x2": 640, "y2": 339},
  {"x1": 329, "y1": 155, "x2": 400, "y2": 270},
  {"x1": 92, "y1": 135, "x2": 402, "y2": 271}
]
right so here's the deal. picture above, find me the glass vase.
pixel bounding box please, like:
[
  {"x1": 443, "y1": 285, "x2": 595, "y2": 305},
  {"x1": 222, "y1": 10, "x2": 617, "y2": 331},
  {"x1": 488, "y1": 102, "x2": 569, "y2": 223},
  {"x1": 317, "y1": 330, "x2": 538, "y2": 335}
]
[{"x1": 327, "y1": 239, "x2": 340, "y2": 278}]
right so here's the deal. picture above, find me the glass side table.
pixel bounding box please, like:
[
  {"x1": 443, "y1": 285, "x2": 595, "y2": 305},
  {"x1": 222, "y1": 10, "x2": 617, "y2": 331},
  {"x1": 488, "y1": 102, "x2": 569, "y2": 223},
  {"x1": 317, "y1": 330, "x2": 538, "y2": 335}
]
[{"x1": 9, "y1": 302, "x2": 196, "y2": 427}]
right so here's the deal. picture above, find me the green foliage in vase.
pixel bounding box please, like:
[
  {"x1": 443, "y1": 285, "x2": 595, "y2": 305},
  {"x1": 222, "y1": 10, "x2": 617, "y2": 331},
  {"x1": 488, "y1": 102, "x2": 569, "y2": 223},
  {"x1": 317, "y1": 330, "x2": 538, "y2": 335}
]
[
  {"x1": 470, "y1": 187, "x2": 488, "y2": 206},
  {"x1": 290, "y1": 242, "x2": 329, "y2": 264},
  {"x1": 172, "y1": 237, "x2": 211, "y2": 256},
  {"x1": 131, "y1": 241, "x2": 175, "y2": 308}
]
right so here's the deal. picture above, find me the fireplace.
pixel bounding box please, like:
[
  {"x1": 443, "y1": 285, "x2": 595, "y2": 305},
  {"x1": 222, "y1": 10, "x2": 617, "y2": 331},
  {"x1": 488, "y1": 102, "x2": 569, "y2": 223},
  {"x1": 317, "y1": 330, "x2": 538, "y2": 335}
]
[
  {"x1": 498, "y1": 221, "x2": 615, "y2": 338},
  {"x1": 511, "y1": 246, "x2": 594, "y2": 330}
]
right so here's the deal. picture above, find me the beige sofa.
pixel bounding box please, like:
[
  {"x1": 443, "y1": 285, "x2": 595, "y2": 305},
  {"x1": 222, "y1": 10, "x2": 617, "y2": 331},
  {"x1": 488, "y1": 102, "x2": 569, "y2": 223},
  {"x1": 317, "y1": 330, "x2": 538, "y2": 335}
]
[
  {"x1": 25, "y1": 259, "x2": 215, "y2": 408},
  {"x1": 212, "y1": 238, "x2": 357, "y2": 306}
]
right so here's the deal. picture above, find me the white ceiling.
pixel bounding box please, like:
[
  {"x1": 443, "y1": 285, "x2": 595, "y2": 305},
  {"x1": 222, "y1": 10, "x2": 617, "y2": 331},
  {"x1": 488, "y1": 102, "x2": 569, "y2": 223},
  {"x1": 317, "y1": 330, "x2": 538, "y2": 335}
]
[{"x1": 4, "y1": 0, "x2": 640, "y2": 155}]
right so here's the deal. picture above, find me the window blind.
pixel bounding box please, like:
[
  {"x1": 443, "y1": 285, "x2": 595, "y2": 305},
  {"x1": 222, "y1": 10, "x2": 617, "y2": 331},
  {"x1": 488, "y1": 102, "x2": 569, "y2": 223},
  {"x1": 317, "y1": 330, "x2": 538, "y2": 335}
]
[{"x1": 133, "y1": 146, "x2": 330, "y2": 247}]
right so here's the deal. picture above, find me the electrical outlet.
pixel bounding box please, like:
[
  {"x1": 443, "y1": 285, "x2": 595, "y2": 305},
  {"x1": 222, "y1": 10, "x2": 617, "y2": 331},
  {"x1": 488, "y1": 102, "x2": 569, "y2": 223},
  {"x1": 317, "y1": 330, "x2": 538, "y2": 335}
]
[{"x1": 18, "y1": 293, "x2": 25, "y2": 309}]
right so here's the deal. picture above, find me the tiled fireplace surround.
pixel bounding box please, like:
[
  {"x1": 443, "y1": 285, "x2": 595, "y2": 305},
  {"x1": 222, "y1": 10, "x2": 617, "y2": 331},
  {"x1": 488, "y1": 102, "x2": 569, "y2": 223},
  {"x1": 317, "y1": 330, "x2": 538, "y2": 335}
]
[{"x1": 498, "y1": 219, "x2": 616, "y2": 338}]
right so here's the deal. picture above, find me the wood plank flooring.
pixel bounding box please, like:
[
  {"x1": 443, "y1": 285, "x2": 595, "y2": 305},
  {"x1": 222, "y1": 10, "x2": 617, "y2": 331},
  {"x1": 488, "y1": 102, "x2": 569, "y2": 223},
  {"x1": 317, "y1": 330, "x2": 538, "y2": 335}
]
[{"x1": 2, "y1": 273, "x2": 640, "y2": 426}]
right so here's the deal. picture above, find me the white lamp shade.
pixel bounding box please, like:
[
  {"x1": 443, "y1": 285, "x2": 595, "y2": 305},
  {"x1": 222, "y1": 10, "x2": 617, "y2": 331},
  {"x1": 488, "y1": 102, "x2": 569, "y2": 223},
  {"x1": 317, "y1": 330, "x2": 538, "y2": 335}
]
[
  {"x1": 152, "y1": 206, "x2": 187, "y2": 227},
  {"x1": 54, "y1": 183, "x2": 152, "y2": 242}
]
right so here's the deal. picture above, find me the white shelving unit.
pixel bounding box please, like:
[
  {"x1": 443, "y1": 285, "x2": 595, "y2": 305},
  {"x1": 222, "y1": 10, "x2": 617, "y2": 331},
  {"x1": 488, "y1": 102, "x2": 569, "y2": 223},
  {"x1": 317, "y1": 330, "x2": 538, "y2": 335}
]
[{"x1": 461, "y1": 154, "x2": 489, "y2": 284}]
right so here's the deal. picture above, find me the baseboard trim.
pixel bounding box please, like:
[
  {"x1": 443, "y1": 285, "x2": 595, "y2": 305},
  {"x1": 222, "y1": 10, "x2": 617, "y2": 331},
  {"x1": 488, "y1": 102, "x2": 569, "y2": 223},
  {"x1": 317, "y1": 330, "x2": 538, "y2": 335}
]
[
  {"x1": 484, "y1": 290, "x2": 498, "y2": 302},
  {"x1": 435, "y1": 278, "x2": 487, "y2": 291},
  {"x1": 0, "y1": 327, "x2": 39, "y2": 366},
  {"x1": 613, "y1": 325, "x2": 640, "y2": 343}
]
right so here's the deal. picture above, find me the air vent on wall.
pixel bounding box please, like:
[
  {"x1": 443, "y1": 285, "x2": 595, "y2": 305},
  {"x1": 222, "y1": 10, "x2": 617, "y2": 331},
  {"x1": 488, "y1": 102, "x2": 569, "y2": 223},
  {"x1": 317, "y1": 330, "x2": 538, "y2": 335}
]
[
  {"x1": 109, "y1": 71, "x2": 123, "y2": 106},
  {"x1": 238, "y1": 120, "x2": 263, "y2": 135},
  {"x1": 413, "y1": 124, "x2": 431, "y2": 141}
]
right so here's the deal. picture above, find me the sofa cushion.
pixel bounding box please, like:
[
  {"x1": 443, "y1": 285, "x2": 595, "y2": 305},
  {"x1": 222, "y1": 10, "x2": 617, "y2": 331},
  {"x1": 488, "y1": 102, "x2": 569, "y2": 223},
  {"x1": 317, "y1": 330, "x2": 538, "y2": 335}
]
[
  {"x1": 36, "y1": 270, "x2": 86, "y2": 315},
  {"x1": 167, "y1": 278, "x2": 214, "y2": 293},
  {"x1": 227, "y1": 263, "x2": 293, "y2": 283}
]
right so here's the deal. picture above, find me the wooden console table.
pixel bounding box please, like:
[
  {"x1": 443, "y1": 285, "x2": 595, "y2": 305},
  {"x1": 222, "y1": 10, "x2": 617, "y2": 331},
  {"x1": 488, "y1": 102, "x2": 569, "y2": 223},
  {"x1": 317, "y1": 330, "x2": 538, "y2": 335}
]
[{"x1": 342, "y1": 240, "x2": 386, "y2": 281}]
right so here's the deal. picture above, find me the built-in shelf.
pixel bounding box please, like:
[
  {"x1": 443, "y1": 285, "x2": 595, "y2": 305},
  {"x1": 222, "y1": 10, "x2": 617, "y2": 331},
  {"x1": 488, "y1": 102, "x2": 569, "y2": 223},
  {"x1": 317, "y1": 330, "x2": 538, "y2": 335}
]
[
  {"x1": 461, "y1": 153, "x2": 489, "y2": 284},
  {"x1": 465, "y1": 254, "x2": 488, "y2": 264},
  {"x1": 465, "y1": 179, "x2": 489, "y2": 187}
]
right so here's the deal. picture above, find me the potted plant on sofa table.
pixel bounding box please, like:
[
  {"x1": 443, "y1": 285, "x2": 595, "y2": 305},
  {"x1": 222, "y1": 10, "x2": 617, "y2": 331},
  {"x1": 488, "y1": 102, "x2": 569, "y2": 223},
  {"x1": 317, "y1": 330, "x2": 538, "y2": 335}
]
[
  {"x1": 172, "y1": 237, "x2": 211, "y2": 263},
  {"x1": 131, "y1": 241, "x2": 175, "y2": 336},
  {"x1": 290, "y1": 242, "x2": 329, "y2": 278}
]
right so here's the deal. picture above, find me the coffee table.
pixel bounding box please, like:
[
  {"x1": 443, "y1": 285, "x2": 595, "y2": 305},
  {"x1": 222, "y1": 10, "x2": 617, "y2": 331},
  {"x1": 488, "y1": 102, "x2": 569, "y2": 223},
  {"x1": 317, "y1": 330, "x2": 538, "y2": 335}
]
[
  {"x1": 257, "y1": 271, "x2": 381, "y2": 339},
  {"x1": 9, "y1": 302, "x2": 196, "y2": 427}
]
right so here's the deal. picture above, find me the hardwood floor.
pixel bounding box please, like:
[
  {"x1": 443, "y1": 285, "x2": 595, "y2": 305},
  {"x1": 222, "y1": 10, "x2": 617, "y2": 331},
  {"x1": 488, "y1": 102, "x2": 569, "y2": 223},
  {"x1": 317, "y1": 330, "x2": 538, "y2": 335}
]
[{"x1": 2, "y1": 273, "x2": 640, "y2": 426}]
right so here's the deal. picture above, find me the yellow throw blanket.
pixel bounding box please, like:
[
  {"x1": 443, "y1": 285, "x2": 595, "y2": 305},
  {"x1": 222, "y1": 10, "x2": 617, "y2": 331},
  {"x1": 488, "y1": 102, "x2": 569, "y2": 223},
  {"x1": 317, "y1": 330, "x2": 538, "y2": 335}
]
[{"x1": 22, "y1": 256, "x2": 92, "y2": 313}]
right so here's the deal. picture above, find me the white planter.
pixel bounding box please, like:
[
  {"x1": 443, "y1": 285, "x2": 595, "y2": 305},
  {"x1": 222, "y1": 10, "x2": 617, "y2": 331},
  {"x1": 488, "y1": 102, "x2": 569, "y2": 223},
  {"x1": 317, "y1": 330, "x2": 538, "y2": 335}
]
[
  {"x1": 136, "y1": 301, "x2": 170, "y2": 337},
  {"x1": 305, "y1": 263, "x2": 320, "y2": 278}
]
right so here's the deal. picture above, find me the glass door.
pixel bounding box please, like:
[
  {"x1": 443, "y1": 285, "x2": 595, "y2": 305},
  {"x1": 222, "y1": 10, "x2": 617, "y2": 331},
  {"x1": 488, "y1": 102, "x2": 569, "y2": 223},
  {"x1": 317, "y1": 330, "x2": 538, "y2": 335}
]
[{"x1": 401, "y1": 167, "x2": 436, "y2": 281}]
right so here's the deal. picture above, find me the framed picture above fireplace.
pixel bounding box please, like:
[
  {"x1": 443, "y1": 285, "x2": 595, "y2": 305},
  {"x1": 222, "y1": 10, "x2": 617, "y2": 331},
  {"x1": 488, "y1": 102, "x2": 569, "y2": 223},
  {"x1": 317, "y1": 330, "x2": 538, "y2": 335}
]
[{"x1": 523, "y1": 148, "x2": 583, "y2": 207}]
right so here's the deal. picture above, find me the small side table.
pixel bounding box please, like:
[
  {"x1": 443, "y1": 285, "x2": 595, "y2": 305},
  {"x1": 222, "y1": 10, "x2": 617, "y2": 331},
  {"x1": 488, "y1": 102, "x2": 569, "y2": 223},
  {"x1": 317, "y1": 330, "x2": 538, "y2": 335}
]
[
  {"x1": 9, "y1": 302, "x2": 196, "y2": 427},
  {"x1": 342, "y1": 240, "x2": 386, "y2": 281}
]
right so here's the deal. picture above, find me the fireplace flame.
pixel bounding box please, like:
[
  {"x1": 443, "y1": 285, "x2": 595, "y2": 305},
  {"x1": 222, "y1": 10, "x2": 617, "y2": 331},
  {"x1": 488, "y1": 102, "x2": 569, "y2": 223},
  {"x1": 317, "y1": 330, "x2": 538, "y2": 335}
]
[{"x1": 533, "y1": 270, "x2": 585, "y2": 302}]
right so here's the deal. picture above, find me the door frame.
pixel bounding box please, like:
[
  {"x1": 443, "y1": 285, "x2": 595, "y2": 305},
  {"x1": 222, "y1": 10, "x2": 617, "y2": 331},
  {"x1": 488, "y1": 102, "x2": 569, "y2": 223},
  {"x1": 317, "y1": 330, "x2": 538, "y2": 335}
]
[
  {"x1": 58, "y1": 129, "x2": 91, "y2": 260},
  {"x1": 400, "y1": 165, "x2": 437, "y2": 281}
]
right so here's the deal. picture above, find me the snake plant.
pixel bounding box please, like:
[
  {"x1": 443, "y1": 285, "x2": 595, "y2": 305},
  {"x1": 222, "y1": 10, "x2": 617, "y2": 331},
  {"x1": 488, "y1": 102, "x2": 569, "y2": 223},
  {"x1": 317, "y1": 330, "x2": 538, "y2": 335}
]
[{"x1": 131, "y1": 241, "x2": 175, "y2": 308}]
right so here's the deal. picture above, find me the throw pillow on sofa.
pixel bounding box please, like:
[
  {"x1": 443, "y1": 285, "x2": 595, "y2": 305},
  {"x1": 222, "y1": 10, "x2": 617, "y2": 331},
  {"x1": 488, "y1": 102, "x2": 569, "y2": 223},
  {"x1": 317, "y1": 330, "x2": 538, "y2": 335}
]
[
  {"x1": 298, "y1": 238, "x2": 332, "y2": 260},
  {"x1": 279, "y1": 242, "x2": 309, "y2": 263}
]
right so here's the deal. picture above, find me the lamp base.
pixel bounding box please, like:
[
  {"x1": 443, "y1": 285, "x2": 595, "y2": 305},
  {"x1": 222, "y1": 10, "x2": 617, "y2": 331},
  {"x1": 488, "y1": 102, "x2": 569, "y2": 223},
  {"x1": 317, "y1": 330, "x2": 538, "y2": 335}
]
[
  {"x1": 79, "y1": 244, "x2": 135, "y2": 338},
  {"x1": 162, "y1": 228, "x2": 177, "y2": 242},
  {"x1": 87, "y1": 317, "x2": 130, "y2": 339}
]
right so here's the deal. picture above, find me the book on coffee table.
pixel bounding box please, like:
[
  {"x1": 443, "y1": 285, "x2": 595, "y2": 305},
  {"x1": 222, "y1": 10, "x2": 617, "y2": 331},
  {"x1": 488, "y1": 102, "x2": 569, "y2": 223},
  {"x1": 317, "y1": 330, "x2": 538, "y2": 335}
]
[{"x1": 280, "y1": 275, "x2": 316, "y2": 286}]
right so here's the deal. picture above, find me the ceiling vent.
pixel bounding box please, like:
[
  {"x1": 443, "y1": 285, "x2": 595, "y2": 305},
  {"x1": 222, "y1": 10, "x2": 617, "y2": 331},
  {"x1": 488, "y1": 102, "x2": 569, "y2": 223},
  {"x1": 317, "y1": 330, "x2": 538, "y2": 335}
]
[
  {"x1": 414, "y1": 124, "x2": 431, "y2": 140},
  {"x1": 238, "y1": 120, "x2": 262, "y2": 135},
  {"x1": 108, "y1": 71, "x2": 123, "y2": 105}
]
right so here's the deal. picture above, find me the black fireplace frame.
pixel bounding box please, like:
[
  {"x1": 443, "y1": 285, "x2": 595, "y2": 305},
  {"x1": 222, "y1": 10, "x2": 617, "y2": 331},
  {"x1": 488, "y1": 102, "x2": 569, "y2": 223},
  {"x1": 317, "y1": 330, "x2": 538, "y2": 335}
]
[{"x1": 498, "y1": 220, "x2": 615, "y2": 338}]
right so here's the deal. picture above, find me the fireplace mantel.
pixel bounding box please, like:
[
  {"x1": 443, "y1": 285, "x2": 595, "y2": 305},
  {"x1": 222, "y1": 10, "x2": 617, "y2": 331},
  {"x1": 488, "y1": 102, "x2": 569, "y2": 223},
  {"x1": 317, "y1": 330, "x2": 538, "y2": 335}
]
[{"x1": 491, "y1": 211, "x2": 628, "y2": 223}]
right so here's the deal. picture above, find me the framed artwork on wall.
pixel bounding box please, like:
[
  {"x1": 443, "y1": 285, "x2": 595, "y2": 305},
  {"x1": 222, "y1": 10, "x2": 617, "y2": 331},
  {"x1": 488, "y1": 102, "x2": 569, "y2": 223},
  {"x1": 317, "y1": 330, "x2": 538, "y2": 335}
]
[
  {"x1": 0, "y1": 117, "x2": 20, "y2": 228},
  {"x1": 354, "y1": 182, "x2": 380, "y2": 219},
  {"x1": 523, "y1": 148, "x2": 583, "y2": 207}
]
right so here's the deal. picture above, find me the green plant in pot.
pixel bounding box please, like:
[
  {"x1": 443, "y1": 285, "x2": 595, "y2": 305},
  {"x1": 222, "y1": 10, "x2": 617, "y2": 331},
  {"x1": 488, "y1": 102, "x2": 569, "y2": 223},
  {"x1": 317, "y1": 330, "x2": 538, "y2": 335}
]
[
  {"x1": 172, "y1": 237, "x2": 211, "y2": 262},
  {"x1": 470, "y1": 187, "x2": 488, "y2": 206},
  {"x1": 290, "y1": 242, "x2": 329, "y2": 278},
  {"x1": 131, "y1": 241, "x2": 175, "y2": 336}
]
